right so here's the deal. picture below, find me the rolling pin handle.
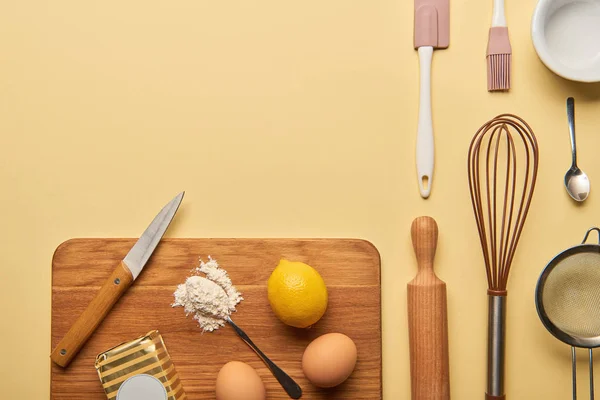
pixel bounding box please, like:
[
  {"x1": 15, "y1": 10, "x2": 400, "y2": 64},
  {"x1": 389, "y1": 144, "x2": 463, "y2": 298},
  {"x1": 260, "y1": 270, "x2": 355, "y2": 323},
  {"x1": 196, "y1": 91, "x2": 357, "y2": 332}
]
[{"x1": 411, "y1": 216, "x2": 438, "y2": 271}]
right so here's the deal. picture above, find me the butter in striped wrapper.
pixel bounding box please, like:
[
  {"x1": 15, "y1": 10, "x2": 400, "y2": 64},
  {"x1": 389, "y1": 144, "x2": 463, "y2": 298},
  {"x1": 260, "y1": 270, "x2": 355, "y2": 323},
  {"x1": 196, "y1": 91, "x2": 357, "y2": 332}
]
[{"x1": 95, "y1": 330, "x2": 187, "y2": 400}]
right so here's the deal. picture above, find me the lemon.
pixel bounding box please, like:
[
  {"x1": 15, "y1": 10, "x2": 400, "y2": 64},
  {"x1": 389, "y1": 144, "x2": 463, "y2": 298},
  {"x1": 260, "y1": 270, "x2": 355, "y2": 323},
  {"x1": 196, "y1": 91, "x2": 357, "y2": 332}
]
[{"x1": 267, "y1": 260, "x2": 328, "y2": 328}]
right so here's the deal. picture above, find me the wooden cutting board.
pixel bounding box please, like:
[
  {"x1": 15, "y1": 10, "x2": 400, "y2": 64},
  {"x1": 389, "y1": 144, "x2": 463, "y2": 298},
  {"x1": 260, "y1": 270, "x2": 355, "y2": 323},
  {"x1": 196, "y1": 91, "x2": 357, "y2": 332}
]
[{"x1": 51, "y1": 238, "x2": 382, "y2": 399}]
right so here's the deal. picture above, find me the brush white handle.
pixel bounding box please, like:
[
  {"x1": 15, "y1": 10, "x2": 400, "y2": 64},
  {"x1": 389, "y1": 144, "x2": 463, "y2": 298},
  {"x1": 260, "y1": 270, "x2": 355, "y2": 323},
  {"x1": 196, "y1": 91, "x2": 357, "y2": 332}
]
[
  {"x1": 417, "y1": 46, "x2": 434, "y2": 199},
  {"x1": 492, "y1": 0, "x2": 506, "y2": 27}
]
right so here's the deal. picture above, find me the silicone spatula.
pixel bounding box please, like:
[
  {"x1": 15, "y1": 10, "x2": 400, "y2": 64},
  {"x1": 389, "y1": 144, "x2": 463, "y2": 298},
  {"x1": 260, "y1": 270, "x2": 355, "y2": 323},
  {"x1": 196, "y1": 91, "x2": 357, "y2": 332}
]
[{"x1": 414, "y1": 0, "x2": 449, "y2": 198}]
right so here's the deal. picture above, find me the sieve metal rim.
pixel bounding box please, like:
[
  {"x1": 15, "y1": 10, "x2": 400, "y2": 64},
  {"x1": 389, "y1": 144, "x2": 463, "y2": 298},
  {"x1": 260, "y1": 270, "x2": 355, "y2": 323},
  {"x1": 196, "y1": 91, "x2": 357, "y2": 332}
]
[{"x1": 536, "y1": 240, "x2": 600, "y2": 349}]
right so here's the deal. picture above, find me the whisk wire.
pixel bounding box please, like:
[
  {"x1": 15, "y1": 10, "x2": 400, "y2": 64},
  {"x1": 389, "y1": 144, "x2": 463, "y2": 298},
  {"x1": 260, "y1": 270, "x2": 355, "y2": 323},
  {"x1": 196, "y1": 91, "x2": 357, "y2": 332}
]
[
  {"x1": 488, "y1": 133, "x2": 498, "y2": 288},
  {"x1": 499, "y1": 128, "x2": 516, "y2": 286},
  {"x1": 503, "y1": 118, "x2": 538, "y2": 276},
  {"x1": 468, "y1": 114, "x2": 539, "y2": 292},
  {"x1": 469, "y1": 134, "x2": 493, "y2": 287}
]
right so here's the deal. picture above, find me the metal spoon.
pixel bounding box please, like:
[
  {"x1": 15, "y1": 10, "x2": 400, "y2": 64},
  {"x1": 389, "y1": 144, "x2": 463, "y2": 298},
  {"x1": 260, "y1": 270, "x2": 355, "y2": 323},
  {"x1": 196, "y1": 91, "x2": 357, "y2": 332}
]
[
  {"x1": 564, "y1": 97, "x2": 590, "y2": 202},
  {"x1": 226, "y1": 317, "x2": 302, "y2": 399}
]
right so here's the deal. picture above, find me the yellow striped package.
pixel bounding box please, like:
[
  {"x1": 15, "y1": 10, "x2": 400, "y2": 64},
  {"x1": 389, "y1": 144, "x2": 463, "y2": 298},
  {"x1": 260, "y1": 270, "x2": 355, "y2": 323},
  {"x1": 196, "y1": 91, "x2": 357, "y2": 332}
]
[{"x1": 95, "y1": 330, "x2": 187, "y2": 400}]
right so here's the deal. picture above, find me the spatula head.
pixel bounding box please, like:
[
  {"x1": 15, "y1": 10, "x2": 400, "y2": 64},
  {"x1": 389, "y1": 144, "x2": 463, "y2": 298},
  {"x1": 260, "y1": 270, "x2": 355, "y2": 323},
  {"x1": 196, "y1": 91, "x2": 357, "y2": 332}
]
[{"x1": 414, "y1": 0, "x2": 449, "y2": 49}]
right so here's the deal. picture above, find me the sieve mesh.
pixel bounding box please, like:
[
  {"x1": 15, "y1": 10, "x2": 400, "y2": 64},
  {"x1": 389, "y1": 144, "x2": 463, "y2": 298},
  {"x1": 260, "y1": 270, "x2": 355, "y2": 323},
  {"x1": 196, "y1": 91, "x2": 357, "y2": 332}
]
[{"x1": 542, "y1": 252, "x2": 600, "y2": 339}]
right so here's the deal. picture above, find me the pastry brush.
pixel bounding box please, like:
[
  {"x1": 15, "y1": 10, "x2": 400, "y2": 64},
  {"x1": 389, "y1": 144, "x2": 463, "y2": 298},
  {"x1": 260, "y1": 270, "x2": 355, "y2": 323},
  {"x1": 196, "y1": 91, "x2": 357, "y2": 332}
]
[{"x1": 486, "y1": 0, "x2": 511, "y2": 91}]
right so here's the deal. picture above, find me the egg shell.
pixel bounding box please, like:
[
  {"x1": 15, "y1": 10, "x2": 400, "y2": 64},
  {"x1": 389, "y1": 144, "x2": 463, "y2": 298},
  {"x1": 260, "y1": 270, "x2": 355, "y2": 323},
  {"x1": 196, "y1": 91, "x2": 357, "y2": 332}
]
[
  {"x1": 302, "y1": 333, "x2": 358, "y2": 388},
  {"x1": 215, "y1": 361, "x2": 266, "y2": 400}
]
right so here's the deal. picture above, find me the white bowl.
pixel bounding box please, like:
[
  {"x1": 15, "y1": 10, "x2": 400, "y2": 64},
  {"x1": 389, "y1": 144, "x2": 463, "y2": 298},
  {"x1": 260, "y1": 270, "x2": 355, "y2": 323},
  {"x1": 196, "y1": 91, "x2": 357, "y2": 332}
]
[{"x1": 532, "y1": 0, "x2": 600, "y2": 82}]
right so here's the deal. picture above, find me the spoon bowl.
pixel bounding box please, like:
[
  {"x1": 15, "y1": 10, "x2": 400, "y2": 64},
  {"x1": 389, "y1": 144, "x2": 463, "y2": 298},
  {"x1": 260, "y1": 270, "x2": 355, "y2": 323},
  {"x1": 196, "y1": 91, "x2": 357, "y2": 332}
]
[{"x1": 565, "y1": 167, "x2": 590, "y2": 202}]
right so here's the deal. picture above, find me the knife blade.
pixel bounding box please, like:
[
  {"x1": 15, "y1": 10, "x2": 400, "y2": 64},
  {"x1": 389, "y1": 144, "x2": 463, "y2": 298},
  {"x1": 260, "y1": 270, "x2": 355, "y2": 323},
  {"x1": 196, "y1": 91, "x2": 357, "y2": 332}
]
[{"x1": 50, "y1": 192, "x2": 184, "y2": 367}]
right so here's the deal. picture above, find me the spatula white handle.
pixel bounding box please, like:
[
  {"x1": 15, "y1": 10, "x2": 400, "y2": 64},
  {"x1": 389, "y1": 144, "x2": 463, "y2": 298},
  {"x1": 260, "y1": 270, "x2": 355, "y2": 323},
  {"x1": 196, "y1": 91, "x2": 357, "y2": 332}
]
[{"x1": 417, "y1": 46, "x2": 434, "y2": 199}]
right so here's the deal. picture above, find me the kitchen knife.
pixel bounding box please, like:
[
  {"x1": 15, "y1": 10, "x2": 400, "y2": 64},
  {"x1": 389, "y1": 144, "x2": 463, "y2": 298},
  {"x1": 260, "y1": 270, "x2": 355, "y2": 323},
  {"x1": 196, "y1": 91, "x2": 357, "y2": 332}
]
[{"x1": 50, "y1": 192, "x2": 184, "y2": 367}]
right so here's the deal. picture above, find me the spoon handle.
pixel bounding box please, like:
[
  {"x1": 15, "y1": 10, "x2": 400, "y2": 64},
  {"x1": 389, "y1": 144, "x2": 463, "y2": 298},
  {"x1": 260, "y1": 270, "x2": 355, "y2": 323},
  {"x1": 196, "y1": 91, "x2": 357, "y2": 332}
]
[
  {"x1": 227, "y1": 318, "x2": 303, "y2": 399},
  {"x1": 567, "y1": 97, "x2": 577, "y2": 168}
]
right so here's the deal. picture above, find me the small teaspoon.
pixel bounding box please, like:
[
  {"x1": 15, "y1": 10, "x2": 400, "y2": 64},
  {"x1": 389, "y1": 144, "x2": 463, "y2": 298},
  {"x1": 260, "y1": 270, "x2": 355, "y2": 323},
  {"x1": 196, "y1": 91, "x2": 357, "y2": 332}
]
[{"x1": 564, "y1": 97, "x2": 590, "y2": 202}]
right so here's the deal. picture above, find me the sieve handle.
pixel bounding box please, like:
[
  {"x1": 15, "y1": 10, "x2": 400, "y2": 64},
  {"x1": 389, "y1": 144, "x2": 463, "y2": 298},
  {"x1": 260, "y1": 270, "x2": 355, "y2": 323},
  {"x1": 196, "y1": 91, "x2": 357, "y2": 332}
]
[
  {"x1": 582, "y1": 227, "x2": 600, "y2": 244},
  {"x1": 486, "y1": 294, "x2": 506, "y2": 400},
  {"x1": 589, "y1": 349, "x2": 594, "y2": 400}
]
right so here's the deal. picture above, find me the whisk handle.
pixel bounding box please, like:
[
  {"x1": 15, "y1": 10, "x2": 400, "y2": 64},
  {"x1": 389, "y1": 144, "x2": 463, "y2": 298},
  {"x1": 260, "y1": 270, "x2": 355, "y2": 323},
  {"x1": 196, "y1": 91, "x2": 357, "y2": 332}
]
[{"x1": 486, "y1": 294, "x2": 507, "y2": 400}]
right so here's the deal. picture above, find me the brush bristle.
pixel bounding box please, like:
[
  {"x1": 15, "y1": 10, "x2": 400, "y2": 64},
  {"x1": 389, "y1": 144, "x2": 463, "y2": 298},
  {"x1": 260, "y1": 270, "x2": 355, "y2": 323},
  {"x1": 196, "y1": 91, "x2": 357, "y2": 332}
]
[
  {"x1": 487, "y1": 54, "x2": 511, "y2": 91},
  {"x1": 486, "y1": 26, "x2": 512, "y2": 92}
]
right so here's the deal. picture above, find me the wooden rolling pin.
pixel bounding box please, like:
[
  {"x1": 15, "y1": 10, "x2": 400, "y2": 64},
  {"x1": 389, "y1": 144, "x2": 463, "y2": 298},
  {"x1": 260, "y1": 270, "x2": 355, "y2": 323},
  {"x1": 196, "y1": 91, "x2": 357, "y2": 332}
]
[{"x1": 408, "y1": 216, "x2": 450, "y2": 400}]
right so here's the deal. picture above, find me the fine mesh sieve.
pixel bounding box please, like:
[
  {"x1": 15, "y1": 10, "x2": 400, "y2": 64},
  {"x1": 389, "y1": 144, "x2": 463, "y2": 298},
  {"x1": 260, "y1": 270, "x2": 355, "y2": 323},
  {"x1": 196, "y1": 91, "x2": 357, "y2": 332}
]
[{"x1": 536, "y1": 227, "x2": 600, "y2": 400}]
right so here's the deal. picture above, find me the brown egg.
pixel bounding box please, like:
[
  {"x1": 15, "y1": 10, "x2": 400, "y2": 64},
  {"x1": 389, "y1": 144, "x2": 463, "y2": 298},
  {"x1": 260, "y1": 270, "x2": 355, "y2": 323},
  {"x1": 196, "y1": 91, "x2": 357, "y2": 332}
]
[
  {"x1": 215, "y1": 361, "x2": 266, "y2": 400},
  {"x1": 302, "y1": 333, "x2": 358, "y2": 388}
]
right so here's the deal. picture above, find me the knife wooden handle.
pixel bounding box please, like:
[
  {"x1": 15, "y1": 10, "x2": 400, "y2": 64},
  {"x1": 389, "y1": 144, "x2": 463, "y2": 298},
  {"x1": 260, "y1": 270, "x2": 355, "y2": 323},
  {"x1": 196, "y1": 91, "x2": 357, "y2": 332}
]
[
  {"x1": 50, "y1": 261, "x2": 134, "y2": 367},
  {"x1": 407, "y1": 216, "x2": 450, "y2": 400}
]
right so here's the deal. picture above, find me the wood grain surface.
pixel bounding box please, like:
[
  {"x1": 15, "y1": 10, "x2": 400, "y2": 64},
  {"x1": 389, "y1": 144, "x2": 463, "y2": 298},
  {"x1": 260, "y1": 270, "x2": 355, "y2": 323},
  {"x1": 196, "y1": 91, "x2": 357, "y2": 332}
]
[
  {"x1": 51, "y1": 238, "x2": 381, "y2": 399},
  {"x1": 407, "y1": 217, "x2": 450, "y2": 400},
  {"x1": 51, "y1": 261, "x2": 134, "y2": 367}
]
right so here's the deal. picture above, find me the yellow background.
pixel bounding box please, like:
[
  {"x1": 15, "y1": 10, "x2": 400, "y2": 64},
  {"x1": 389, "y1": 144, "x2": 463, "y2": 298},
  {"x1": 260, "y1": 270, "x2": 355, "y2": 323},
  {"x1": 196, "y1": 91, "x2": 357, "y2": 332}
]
[{"x1": 1, "y1": 0, "x2": 600, "y2": 398}]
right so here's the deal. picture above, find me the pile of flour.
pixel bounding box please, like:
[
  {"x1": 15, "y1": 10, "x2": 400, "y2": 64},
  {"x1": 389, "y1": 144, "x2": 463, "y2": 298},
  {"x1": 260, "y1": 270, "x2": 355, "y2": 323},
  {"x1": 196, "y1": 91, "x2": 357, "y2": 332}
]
[{"x1": 172, "y1": 257, "x2": 243, "y2": 332}]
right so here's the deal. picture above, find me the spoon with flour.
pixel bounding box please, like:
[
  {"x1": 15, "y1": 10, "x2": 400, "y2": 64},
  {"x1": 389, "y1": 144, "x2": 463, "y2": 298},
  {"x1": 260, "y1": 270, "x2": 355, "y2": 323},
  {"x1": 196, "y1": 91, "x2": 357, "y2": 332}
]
[{"x1": 174, "y1": 275, "x2": 302, "y2": 399}]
